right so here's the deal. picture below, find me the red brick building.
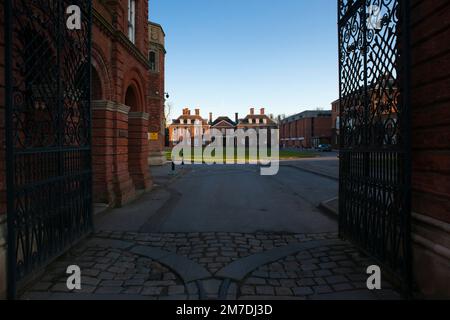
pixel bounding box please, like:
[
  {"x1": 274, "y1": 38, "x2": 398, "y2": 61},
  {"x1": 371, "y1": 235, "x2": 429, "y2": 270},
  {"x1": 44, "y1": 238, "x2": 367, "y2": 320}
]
[
  {"x1": 409, "y1": 0, "x2": 450, "y2": 298},
  {"x1": 0, "y1": 0, "x2": 449, "y2": 300},
  {"x1": 168, "y1": 108, "x2": 210, "y2": 147},
  {"x1": 331, "y1": 100, "x2": 340, "y2": 148},
  {"x1": 236, "y1": 108, "x2": 278, "y2": 131},
  {"x1": 91, "y1": 0, "x2": 153, "y2": 206},
  {"x1": 0, "y1": 0, "x2": 166, "y2": 298},
  {"x1": 147, "y1": 22, "x2": 167, "y2": 165},
  {"x1": 280, "y1": 110, "x2": 332, "y2": 149}
]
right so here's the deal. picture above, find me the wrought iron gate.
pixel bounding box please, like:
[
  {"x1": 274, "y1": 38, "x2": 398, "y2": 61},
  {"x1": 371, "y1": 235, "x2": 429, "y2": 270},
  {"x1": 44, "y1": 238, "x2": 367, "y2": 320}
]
[
  {"x1": 5, "y1": 0, "x2": 93, "y2": 298},
  {"x1": 338, "y1": 0, "x2": 411, "y2": 291}
]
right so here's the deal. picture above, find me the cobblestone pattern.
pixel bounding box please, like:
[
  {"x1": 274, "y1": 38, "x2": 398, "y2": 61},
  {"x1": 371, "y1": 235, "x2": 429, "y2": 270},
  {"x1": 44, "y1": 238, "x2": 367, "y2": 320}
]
[
  {"x1": 22, "y1": 232, "x2": 401, "y2": 300},
  {"x1": 25, "y1": 243, "x2": 187, "y2": 299},
  {"x1": 96, "y1": 231, "x2": 339, "y2": 274},
  {"x1": 238, "y1": 242, "x2": 396, "y2": 299}
]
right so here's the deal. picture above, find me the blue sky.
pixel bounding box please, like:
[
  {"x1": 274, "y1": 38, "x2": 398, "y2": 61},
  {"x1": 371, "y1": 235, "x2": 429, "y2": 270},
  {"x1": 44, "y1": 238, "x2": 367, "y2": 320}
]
[{"x1": 149, "y1": 0, "x2": 338, "y2": 121}]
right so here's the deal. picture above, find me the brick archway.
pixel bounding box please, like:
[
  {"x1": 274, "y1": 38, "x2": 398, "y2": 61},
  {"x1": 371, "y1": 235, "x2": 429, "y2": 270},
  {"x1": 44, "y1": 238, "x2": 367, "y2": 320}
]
[
  {"x1": 125, "y1": 82, "x2": 151, "y2": 191},
  {"x1": 91, "y1": 65, "x2": 103, "y2": 100},
  {"x1": 91, "y1": 45, "x2": 112, "y2": 101},
  {"x1": 125, "y1": 84, "x2": 140, "y2": 112}
]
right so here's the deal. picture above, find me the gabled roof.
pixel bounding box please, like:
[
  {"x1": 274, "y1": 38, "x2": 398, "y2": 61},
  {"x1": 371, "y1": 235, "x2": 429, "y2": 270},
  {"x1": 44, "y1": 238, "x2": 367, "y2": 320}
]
[{"x1": 211, "y1": 117, "x2": 236, "y2": 127}]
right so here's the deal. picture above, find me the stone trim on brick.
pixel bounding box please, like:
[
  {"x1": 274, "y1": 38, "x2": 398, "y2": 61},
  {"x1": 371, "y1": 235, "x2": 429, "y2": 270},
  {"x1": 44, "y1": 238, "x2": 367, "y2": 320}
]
[
  {"x1": 412, "y1": 212, "x2": 450, "y2": 261},
  {"x1": 128, "y1": 112, "x2": 149, "y2": 120},
  {"x1": 92, "y1": 100, "x2": 131, "y2": 115}
]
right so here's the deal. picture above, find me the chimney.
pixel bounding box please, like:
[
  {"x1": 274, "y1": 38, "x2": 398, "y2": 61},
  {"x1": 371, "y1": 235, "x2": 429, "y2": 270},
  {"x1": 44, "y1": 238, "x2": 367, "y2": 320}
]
[
  {"x1": 209, "y1": 112, "x2": 213, "y2": 123},
  {"x1": 195, "y1": 109, "x2": 200, "y2": 116},
  {"x1": 260, "y1": 108, "x2": 265, "y2": 115},
  {"x1": 250, "y1": 108, "x2": 255, "y2": 115},
  {"x1": 235, "y1": 113, "x2": 239, "y2": 124}
]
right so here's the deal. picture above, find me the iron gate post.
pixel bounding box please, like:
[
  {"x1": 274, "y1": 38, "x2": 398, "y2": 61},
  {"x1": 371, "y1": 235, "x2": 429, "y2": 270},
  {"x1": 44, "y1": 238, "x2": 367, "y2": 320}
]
[
  {"x1": 4, "y1": 1, "x2": 93, "y2": 298},
  {"x1": 337, "y1": 0, "x2": 413, "y2": 295},
  {"x1": 5, "y1": 0, "x2": 16, "y2": 300}
]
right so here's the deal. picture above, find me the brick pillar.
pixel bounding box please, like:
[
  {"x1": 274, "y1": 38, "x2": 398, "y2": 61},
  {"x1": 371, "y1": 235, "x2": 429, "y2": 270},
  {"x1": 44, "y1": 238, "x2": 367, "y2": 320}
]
[
  {"x1": 128, "y1": 112, "x2": 152, "y2": 190},
  {"x1": 92, "y1": 101, "x2": 136, "y2": 207},
  {"x1": 410, "y1": 1, "x2": 450, "y2": 298},
  {"x1": 148, "y1": 95, "x2": 166, "y2": 166}
]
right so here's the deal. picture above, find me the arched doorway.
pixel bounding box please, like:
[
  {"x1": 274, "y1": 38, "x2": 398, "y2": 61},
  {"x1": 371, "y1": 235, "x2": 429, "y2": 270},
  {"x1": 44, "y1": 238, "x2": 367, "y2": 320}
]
[
  {"x1": 125, "y1": 84, "x2": 149, "y2": 190},
  {"x1": 125, "y1": 85, "x2": 139, "y2": 111},
  {"x1": 91, "y1": 65, "x2": 103, "y2": 100}
]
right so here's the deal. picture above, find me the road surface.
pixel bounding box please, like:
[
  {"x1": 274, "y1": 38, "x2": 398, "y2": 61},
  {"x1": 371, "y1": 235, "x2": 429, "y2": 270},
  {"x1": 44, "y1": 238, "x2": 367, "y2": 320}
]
[{"x1": 140, "y1": 164, "x2": 338, "y2": 234}]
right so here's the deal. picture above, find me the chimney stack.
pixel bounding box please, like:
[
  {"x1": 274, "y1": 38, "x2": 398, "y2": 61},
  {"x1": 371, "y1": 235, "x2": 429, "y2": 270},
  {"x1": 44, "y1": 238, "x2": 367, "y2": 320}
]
[
  {"x1": 235, "y1": 113, "x2": 239, "y2": 124},
  {"x1": 260, "y1": 108, "x2": 265, "y2": 115},
  {"x1": 209, "y1": 112, "x2": 213, "y2": 123},
  {"x1": 250, "y1": 108, "x2": 255, "y2": 115},
  {"x1": 195, "y1": 108, "x2": 200, "y2": 116}
]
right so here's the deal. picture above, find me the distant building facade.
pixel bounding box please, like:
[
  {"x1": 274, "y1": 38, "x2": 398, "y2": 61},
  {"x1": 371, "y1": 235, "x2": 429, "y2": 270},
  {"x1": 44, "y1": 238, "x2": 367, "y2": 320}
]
[
  {"x1": 236, "y1": 108, "x2": 278, "y2": 131},
  {"x1": 235, "y1": 108, "x2": 278, "y2": 147},
  {"x1": 331, "y1": 100, "x2": 340, "y2": 148},
  {"x1": 169, "y1": 108, "x2": 210, "y2": 146},
  {"x1": 280, "y1": 111, "x2": 332, "y2": 149}
]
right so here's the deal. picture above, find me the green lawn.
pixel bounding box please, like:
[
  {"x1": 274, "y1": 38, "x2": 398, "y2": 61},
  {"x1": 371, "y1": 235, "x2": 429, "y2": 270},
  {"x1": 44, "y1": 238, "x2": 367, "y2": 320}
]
[{"x1": 165, "y1": 148, "x2": 319, "y2": 163}]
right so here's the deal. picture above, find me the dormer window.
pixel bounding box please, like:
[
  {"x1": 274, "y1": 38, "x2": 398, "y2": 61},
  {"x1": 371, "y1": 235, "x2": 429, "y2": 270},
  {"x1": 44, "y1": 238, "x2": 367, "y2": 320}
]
[{"x1": 128, "y1": 0, "x2": 136, "y2": 43}]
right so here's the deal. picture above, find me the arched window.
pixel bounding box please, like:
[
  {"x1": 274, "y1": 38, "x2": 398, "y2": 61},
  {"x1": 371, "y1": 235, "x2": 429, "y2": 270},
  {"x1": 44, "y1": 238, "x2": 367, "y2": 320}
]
[
  {"x1": 149, "y1": 51, "x2": 157, "y2": 72},
  {"x1": 91, "y1": 66, "x2": 103, "y2": 100},
  {"x1": 128, "y1": 0, "x2": 136, "y2": 43}
]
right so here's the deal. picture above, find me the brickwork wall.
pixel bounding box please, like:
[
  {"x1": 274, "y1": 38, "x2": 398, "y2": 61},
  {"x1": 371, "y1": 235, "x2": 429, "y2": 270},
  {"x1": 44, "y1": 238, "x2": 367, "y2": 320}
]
[
  {"x1": 281, "y1": 116, "x2": 332, "y2": 148},
  {"x1": 129, "y1": 114, "x2": 151, "y2": 190},
  {"x1": 410, "y1": 0, "x2": 450, "y2": 224},
  {"x1": 91, "y1": 0, "x2": 151, "y2": 205},
  {"x1": 410, "y1": 0, "x2": 450, "y2": 298},
  {"x1": 148, "y1": 46, "x2": 165, "y2": 153}
]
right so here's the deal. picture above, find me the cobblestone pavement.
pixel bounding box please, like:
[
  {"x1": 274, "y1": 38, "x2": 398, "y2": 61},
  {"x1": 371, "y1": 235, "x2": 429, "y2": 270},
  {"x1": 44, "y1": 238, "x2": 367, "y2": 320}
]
[
  {"x1": 22, "y1": 232, "x2": 402, "y2": 300},
  {"x1": 238, "y1": 242, "x2": 395, "y2": 299}
]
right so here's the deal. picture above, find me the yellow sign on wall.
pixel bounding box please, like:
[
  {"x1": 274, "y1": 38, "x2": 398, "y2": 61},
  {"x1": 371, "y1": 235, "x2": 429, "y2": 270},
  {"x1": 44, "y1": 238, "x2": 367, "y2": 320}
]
[{"x1": 149, "y1": 132, "x2": 159, "y2": 141}]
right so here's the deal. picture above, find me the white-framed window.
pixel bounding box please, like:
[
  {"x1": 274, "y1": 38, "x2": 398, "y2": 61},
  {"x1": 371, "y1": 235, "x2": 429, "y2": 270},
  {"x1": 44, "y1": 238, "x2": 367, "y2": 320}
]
[{"x1": 128, "y1": 0, "x2": 136, "y2": 44}]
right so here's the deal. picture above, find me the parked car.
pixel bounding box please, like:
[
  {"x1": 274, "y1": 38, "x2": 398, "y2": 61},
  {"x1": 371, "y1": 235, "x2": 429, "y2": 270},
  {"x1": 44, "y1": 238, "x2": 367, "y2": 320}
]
[{"x1": 317, "y1": 144, "x2": 332, "y2": 152}]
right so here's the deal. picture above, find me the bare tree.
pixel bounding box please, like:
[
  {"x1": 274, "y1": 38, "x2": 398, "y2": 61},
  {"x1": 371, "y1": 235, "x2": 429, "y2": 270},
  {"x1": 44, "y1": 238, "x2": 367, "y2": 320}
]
[{"x1": 164, "y1": 102, "x2": 173, "y2": 127}]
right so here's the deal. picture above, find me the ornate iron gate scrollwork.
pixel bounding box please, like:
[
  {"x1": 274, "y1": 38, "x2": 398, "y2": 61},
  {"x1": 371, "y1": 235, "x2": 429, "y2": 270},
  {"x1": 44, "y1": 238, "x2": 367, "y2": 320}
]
[
  {"x1": 338, "y1": 0, "x2": 411, "y2": 292},
  {"x1": 5, "y1": 0, "x2": 93, "y2": 298}
]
